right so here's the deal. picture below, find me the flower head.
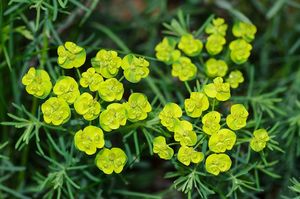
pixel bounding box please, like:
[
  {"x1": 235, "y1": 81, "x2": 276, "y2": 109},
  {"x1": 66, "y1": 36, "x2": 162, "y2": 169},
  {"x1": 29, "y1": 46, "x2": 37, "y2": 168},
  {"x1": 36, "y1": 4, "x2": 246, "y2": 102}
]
[
  {"x1": 232, "y1": 22, "x2": 257, "y2": 42},
  {"x1": 208, "y1": 129, "x2": 236, "y2": 153},
  {"x1": 174, "y1": 120, "x2": 197, "y2": 146},
  {"x1": 22, "y1": 67, "x2": 52, "y2": 99},
  {"x1": 41, "y1": 97, "x2": 70, "y2": 125},
  {"x1": 159, "y1": 103, "x2": 182, "y2": 132},
  {"x1": 98, "y1": 78, "x2": 124, "y2": 102},
  {"x1": 155, "y1": 37, "x2": 181, "y2": 64},
  {"x1": 57, "y1": 41, "x2": 86, "y2": 69},
  {"x1": 153, "y1": 136, "x2": 174, "y2": 160},
  {"x1": 229, "y1": 39, "x2": 252, "y2": 64},
  {"x1": 250, "y1": 129, "x2": 270, "y2": 152},
  {"x1": 171, "y1": 57, "x2": 197, "y2": 81},
  {"x1": 205, "y1": 58, "x2": 228, "y2": 77},
  {"x1": 95, "y1": 148, "x2": 127, "y2": 174},
  {"x1": 205, "y1": 34, "x2": 226, "y2": 55},
  {"x1": 53, "y1": 76, "x2": 80, "y2": 104},
  {"x1": 204, "y1": 77, "x2": 231, "y2": 101},
  {"x1": 226, "y1": 70, "x2": 244, "y2": 88},
  {"x1": 74, "y1": 126, "x2": 105, "y2": 155},
  {"x1": 177, "y1": 146, "x2": 204, "y2": 166},
  {"x1": 80, "y1": 68, "x2": 104, "y2": 91},
  {"x1": 205, "y1": 17, "x2": 228, "y2": 36},
  {"x1": 121, "y1": 54, "x2": 150, "y2": 83},
  {"x1": 226, "y1": 104, "x2": 248, "y2": 130},
  {"x1": 74, "y1": 92, "x2": 101, "y2": 121},
  {"x1": 99, "y1": 103, "x2": 127, "y2": 132},
  {"x1": 91, "y1": 49, "x2": 122, "y2": 78},
  {"x1": 205, "y1": 153, "x2": 232, "y2": 175},
  {"x1": 125, "y1": 93, "x2": 152, "y2": 122},
  {"x1": 184, "y1": 92, "x2": 209, "y2": 118},
  {"x1": 202, "y1": 111, "x2": 221, "y2": 135},
  {"x1": 178, "y1": 34, "x2": 203, "y2": 56}
]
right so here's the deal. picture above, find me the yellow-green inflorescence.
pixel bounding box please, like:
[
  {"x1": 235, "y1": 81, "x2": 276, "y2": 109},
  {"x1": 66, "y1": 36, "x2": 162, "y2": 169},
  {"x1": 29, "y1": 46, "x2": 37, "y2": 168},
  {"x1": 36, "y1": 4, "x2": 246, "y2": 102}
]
[
  {"x1": 250, "y1": 129, "x2": 270, "y2": 152},
  {"x1": 57, "y1": 41, "x2": 86, "y2": 69}
]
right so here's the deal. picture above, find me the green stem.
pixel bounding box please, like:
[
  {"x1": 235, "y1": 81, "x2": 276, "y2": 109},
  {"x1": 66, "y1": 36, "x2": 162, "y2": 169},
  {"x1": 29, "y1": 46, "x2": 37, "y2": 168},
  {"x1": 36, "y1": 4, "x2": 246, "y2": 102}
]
[{"x1": 184, "y1": 81, "x2": 192, "y2": 93}]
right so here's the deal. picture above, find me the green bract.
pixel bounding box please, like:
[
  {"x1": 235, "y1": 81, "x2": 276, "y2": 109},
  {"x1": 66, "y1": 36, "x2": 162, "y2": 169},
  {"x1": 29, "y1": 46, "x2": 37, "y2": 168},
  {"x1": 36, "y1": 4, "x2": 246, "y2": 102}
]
[
  {"x1": 153, "y1": 136, "x2": 174, "y2": 160},
  {"x1": 155, "y1": 37, "x2": 181, "y2": 64},
  {"x1": 80, "y1": 68, "x2": 104, "y2": 91},
  {"x1": 205, "y1": 34, "x2": 226, "y2": 55},
  {"x1": 41, "y1": 97, "x2": 71, "y2": 126},
  {"x1": 250, "y1": 129, "x2": 270, "y2": 152},
  {"x1": 204, "y1": 77, "x2": 231, "y2": 101},
  {"x1": 208, "y1": 129, "x2": 236, "y2": 153},
  {"x1": 125, "y1": 93, "x2": 152, "y2": 122},
  {"x1": 205, "y1": 58, "x2": 228, "y2": 77},
  {"x1": 205, "y1": 17, "x2": 228, "y2": 36},
  {"x1": 91, "y1": 49, "x2": 122, "y2": 78},
  {"x1": 226, "y1": 70, "x2": 244, "y2": 88},
  {"x1": 232, "y1": 22, "x2": 257, "y2": 42},
  {"x1": 184, "y1": 92, "x2": 209, "y2": 118},
  {"x1": 99, "y1": 103, "x2": 127, "y2": 132},
  {"x1": 159, "y1": 103, "x2": 182, "y2": 132},
  {"x1": 174, "y1": 120, "x2": 197, "y2": 146},
  {"x1": 229, "y1": 39, "x2": 252, "y2": 64},
  {"x1": 74, "y1": 126, "x2": 105, "y2": 155},
  {"x1": 95, "y1": 148, "x2": 127, "y2": 174},
  {"x1": 22, "y1": 67, "x2": 52, "y2": 99},
  {"x1": 74, "y1": 92, "x2": 101, "y2": 121},
  {"x1": 202, "y1": 111, "x2": 221, "y2": 135},
  {"x1": 57, "y1": 41, "x2": 86, "y2": 69},
  {"x1": 53, "y1": 76, "x2": 80, "y2": 104},
  {"x1": 171, "y1": 56, "x2": 197, "y2": 81},
  {"x1": 177, "y1": 146, "x2": 204, "y2": 166},
  {"x1": 98, "y1": 78, "x2": 124, "y2": 102},
  {"x1": 121, "y1": 54, "x2": 150, "y2": 83},
  {"x1": 226, "y1": 104, "x2": 248, "y2": 130},
  {"x1": 178, "y1": 34, "x2": 203, "y2": 56}
]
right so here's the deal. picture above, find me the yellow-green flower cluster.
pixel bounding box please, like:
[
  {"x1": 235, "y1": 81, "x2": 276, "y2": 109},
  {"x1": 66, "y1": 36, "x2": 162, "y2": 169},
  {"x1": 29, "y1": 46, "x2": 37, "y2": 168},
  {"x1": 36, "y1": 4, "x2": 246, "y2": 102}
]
[
  {"x1": 205, "y1": 18, "x2": 227, "y2": 55},
  {"x1": 232, "y1": 22, "x2": 257, "y2": 42},
  {"x1": 153, "y1": 136, "x2": 174, "y2": 160},
  {"x1": 155, "y1": 37, "x2": 181, "y2": 64},
  {"x1": 205, "y1": 154, "x2": 232, "y2": 176},
  {"x1": 171, "y1": 57, "x2": 197, "y2": 81},
  {"x1": 205, "y1": 58, "x2": 228, "y2": 78},
  {"x1": 178, "y1": 34, "x2": 203, "y2": 56},
  {"x1": 204, "y1": 77, "x2": 231, "y2": 101},
  {"x1": 177, "y1": 146, "x2": 204, "y2": 166},
  {"x1": 57, "y1": 41, "x2": 86, "y2": 69},
  {"x1": 184, "y1": 92, "x2": 209, "y2": 118},
  {"x1": 208, "y1": 129, "x2": 236, "y2": 153},
  {"x1": 226, "y1": 70, "x2": 244, "y2": 88},
  {"x1": 74, "y1": 92, "x2": 101, "y2": 121},
  {"x1": 125, "y1": 93, "x2": 152, "y2": 122},
  {"x1": 174, "y1": 120, "x2": 197, "y2": 146},
  {"x1": 202, "y1": 111, "x2": 221, "y2": 135},
  {"x1": 159, "y1": 103, "x2": 182, "y2": 131},
  {"x1": 80, "y1": 68, "x2": 104, "y2": 91},
  {"x1": 98, "y1": 78, "x2": 124, "y2": 102},
  {"x1": 53, "y1": 76, "x2": 80, "y2": 104},
  {"x1": 99, "y1": 103, "x2": 127, "y2": 132},
  {"x1": 250, "y1": 129, "x2": 270, "y2": 152},
  {"x1": 226, "y1": 104, "x2": 249, "y2": 130}
]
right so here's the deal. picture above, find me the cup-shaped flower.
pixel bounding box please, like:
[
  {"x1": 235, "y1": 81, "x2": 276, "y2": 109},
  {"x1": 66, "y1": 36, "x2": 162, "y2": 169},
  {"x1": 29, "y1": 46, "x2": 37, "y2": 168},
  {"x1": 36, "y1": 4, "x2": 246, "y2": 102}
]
[
  {"x1": 155, "y1": 37, "x2": 181, "y2": 64},
  {"x1": 177, "y1": 146, "x2": 204, "y2": 166},
  {"x1": 159, "y1": 103, "x2": 182, "y2": 132},
  {"x1": 22, "y1": 67, "x2": 52, "y2": 99},
  {"x1": 226, "y1": 104, "x2": 249, "y2": 130},
  {"x1": 208, "y1": 129, "x2": 236, "y2": 153},
  {"x1": 178, "y1": 34, "x2": 203, "y2": 56},
  {"x1": 74, "y1": 92, "x2": 101, "y2": 121},
  {"x1": 153, "y1": 136, "x2": 174, "y2": 160},
  {"x1": 99, "y1": 103, "x2": 127, "y2": 132},
  {"x1": 125, "y1": 93, "x2": 152, "y2": 122},
  {"x1": 184, "y1": 92, "x2": 209, "y2": 118},
  {"x1": 205, "y1": 58, "x2": 228, "y2": 78},
  {"x1": 232, "y1": 22, "x2": 257, "y2": 42},
  {"x1": 202, "y1": 111, "x2": 221, "y2": 135},
  {"x1": 171, "y1": 57, "x2": 197, "y2": 81},
  {"x1": 121, "y1": 54, "x2": 150, "y2": 83},
  {"x1": 95, "y1": 148, "x2": 127, "y2": 174},
  {"x1": 53, "y1": 76, "x2": 80, "y2": 104},
  {"x1": 57, "y1": 41, "x2": 86, "y2": 69},
  {"x1": 74, "y1": 126, "x2": 105, "y2": 155},
  {"x1": 98, "y1": 78, "x2": 124, "y2": 102},
  {"x1": 204, "y1": 77, "x2": 231, "y2": 101},
  {"x1": 205, "y1": 17, "x2": 228, "y2": 36},
  {"x1": 41, "y1": 97, "x2": 71, "y2": 126},
  {"x1": 80, "y1": 68, "x2": 104, "y2": 91},
  {"x1": 91, "y1": 49, "x2": 122, "y2": 78},
  {"x1": 205, "y1": 34, "x2": 226, "y2": 55},
  {"x1": 229, "y1": 39, "x2": 252, "y2": 64},
  {"x1": 226, "y1": 70, "x2": 244, "y2": 88},
  {"x1": 174, "y1": 120, "x2": 197, "y2": 146},
  {"x1": 205, "y1": 153, "x2": 232, "y2": 175},
  {"x1": 250, "y1": 129, "x2": 270, "y2": 152}
]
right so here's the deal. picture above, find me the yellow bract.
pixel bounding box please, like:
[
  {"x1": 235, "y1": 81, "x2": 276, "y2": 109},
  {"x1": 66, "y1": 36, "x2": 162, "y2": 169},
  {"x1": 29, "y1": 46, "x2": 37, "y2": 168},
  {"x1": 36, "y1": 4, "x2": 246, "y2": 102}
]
[
  {"x1": 99, "y1": 103, "x2": 127, "y2": 132},
  {"x1": 205, "y1": 153, "x2": 231, "y2": 175},
  {"x1": 74, "y1": 126, "x2": 105, "y2": 155},
  {"x1": 153, "y1": 136, "x2": 174, "y2": 160},
  {"x1": 80, "y1": 68, "x2": 104, "y2": 92},
  {"x1": 205, "y1": 34, "x2": 226, "y2": 55},
  {"x1": 184, "y1": 92, "x2": 209, "y2": 118},
  {"x1": 204, "y1": 77, "x2": 231, "y2": 101},
  {"x1": 41, "y1": 97, "x2": 70, "y2": 126},
  {"x1": 53, "y1": 76, "x2": 80, "y2": 104},
  {"x1": 202, "y1": 111, "x2": 221, "y2": 135},
  {"x1": 121, "y1": 54, "x2": 150, "y2": 83},
  {"x1": 205, "y1": 17, "x2": 228, "y2": 36},
  {"x1": 226, "y1": 104, "x2": 248, "y2": 130},
  {"x1": 22, "y1": 67, "x2": 52, "y2": 99},
  {"x1": 57, "y1": 41, "x2": 86, "y2": 69},
  {"x1": 125, "y1": 93, "x2": 152, "y2": 122},
  {"x1": 174, "y1": 120, "x2": 197, "y2": 146},
  {"x1": 74, "y1": 92, "x2": 101, "y2": 121},
  {"x1": 178, "y1": 34, "x2": 203, "y2": 57},
  {"x1": 229, "y1": 39, "x2": 252, "y2": 65},
  {"x1": 95, "y1": 148, "x2": 127, "y2": 174},
  {"x1": 232, "y1": 22, "x2": 257, "y2": 42},
  {"x1": 91, "y1": 49, "x2": 122, "y2": 78},
  {"x1": 159, "y1": 103, "x2": 182, "y2": 132},
  {"x1": 98, "y1": 78, "x2": 124, "y2": 102},
  {"x1": 177, "y1": 146, "x2": 204, "y2": 166},
  {"x1": 250, "y1": 129, "x2": 270, "y2": 152},
  {"x1": 226, "y1": 70, "x2": 244, "y2": 88},
  {"x1": 171, "y1": 57, "x2": 197, "y2": 81},
  {"x1": 208, "y1": 129, "x2": 236, "y2": 153},
  {"x1": 155, "y1": 37, "x2": 181, "y2": 64},
  {"x1": 205, "y1": 58, "x2": 228, "y2": 78}
]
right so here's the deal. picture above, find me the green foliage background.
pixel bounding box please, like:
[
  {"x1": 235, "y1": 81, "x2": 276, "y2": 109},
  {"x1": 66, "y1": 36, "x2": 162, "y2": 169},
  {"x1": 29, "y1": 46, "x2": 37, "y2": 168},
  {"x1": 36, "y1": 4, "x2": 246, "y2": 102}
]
[{"x1": 0, "y1": 0, "x2": 300, "y2": 198}]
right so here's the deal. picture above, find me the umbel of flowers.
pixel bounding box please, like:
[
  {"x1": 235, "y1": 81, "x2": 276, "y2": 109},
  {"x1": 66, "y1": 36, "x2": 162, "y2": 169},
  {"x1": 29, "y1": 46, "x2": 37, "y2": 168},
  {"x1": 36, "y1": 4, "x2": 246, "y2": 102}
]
[
  {"x1": 153, "y1": 18, "x2": 269, "y2": 176},
  {"x1": 22, "y1": 42, "x2": 152, "y2": 174}
]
